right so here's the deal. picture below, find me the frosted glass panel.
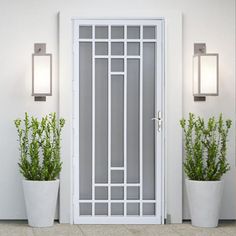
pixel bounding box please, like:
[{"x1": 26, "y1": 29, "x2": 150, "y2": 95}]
[
  {"x1": 95, "y1": 42, "x2": 108, "y2": 55},
  {"x1": 95, "y1": 59, "x2": 108, "y2": 183},
  {"x1": 111, "y1": 170, "x2": 124, "y2": 183},
  {"x1": 111, "y1": 203, "x2": 124, "y2": 215},
  {"x1": 95, "y1": 26, "x2": 108, "y2": 39},
  {"x1": 79, "y1": 42, "x2": 92, "y2": 200},
  {"x1": 127, "y1": 42, "x2": 140, "y2": 55},
  {"x1": 143, "y1": 26, "x2": 156, "y2": 39},
  {"x1": 111, "y1": 26, "x2": 124, "y2": 39},
  {"x1": 127, "y1": 186, "x2": 140, "y2": 200},
  {"x1": 143, "y1": 203, "x2": 155, "y2": 215},
  {"x1": 33, "y1": 55, "x2": 51, "y2": 95},
  {"x1": 80, "y1": 203, "x2": 92, "y2": 215},
  {"x1": 127, "y1": 203, "x2": 139, "y2": 215},
  {"x1": 111, "y1": 59, "x2": 124, "y2": 72},
  {"x1": 111, "y1": 42, "x2": 124, "y2": 55},
  {"x1": 79, "y1": 26, "x2": 92, "y2": 39},
  {"x1": 200, "y1": 55, "x2": 218, "y2": 94},
  {"x1": 111, "y1": 187, "x2": 124, "y2": 200},
  {"x1": 95, "y1": 203, "x2": 108, "y2": 215},
  {"x1": 127, "y1": 59, "x2": 140, "y2": 183},
  {"x1": 111, "y1": 75, "x2": 124, "y2": 167},
  {"x1": 143, "y1": 43, "x2": 155, "y2": 200},
  {"x1": 95, "y1": 187, "x2": 108, "y2": 200},
  {"x1": 127, "y1": 26, "x2": 140, "y2": 39}
]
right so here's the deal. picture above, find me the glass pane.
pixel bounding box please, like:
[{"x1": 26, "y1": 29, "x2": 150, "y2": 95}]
[
  {"x1": 95, "y1": 42, "x2": 108, "y2": 55},
  {"x1": 127, "y1": 186, "x2": 140, "y2": 200},
  {"x1": 143, "y1": 203, "x2": 155, "y2": 215},
  {"x1": 127, "y1": 42, "x2": 140, "y2": 55},
  {"x1": 111, "y1": 75, "x2": 124, "y2": 167},
  {"x1": 127, "y1": 203, "x2": 139, "y2": 215},
  {"x1": 95, "y1": 203, "x2": 108, "y2": 215},
  {"x1": 111, "y1": 170, "x2": 124, "y2": 183},
  {"x1": 79, "y1": 42, "x2": 92, "y2": 200},
  {"x1": 200, "y1": 55, "x2": 218, "y2": 94},
  {"x1": 79, "y1": 26, "x2": 92, "y2": 39},
  {"x1": 95, "y1": 187, "x2": 108, "y2": 200},
  {"x1": 143, "y1": 26, "x2": 156, "y2": 39},
  {"x1": 111, "y1": 42, "x2": 124, "y2": 55},
  {"x1": 127, "y1": 26, "x2": 140, "y2": 39},
  {"x1": 111, "y1": 59, "x2": 124, "y2": 72},
  {"x1": 95, "y1": 26, "x2": 108, "y2": 39},
  {"x1": 95, "y1": 59, "x2": 108, "y2": 183},
  {"x1": 111, "y1": 203, "x2": 124, "y2": 215},
  {"x1": 127, "y1": 59, "x2": 140, "y2": 183},
  {"x1": 111, "y1": 26, "x2": 124, "y2": 39},
  {"x1": 111, "y1": 187, "x2": 124, "y2": 200},
  {"x1": 143, "y1": 43, "x2": 155, "y2": 200},
  {"x1": 80, "y1": 203, "x2": 92, "y2": 215}
]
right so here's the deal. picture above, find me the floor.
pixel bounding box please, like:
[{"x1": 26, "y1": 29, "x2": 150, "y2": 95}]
[{"x1": 0, "y1": 221, "x2": 235, "y2": 236}]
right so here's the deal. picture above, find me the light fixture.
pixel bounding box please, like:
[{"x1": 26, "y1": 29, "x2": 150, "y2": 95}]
[
  {"x1": 193, "y1": 43, "x2": 219, "y2": 101},
  {"x1": 32, "y1": 43, "x2": 52, "y2": 101}
]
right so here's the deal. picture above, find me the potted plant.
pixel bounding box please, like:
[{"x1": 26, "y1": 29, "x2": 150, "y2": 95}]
[
  {"x1": 180, "y1": 113, "x2": 231, "y2": 228},
  {"x1": 15, "y1": 113, "x2": 65, "y2": 227}
]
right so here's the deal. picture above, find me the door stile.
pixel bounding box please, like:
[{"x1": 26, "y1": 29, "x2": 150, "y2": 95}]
[
  {"x1": 107, "y1": 24, "x2": 112, "y2": 217},
  {"x1": 139, "y1": 25, "x2": 144, "y2": 216}
]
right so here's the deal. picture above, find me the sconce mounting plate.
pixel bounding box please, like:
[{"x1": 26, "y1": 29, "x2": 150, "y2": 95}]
[
  {"x1": 194, "y1": 43, "x2": 206, "y2": 55},
  {"x1": 34, "y1": 43, "x2": 46, "y2": 54},
  {"x1": 34, "y1": 96, "x2": 46, "y2": 102},
  {"x1": 194, "y1": 96, "x2": 206, "y2": 102}
]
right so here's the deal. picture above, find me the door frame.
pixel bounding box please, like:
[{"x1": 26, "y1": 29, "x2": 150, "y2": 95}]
[
  {"x1": 58, "y1": 12, "x2": 182, "y2": 224},
  {"x1": 72, "y1": 19, "x2": 165, "y2": 224}
]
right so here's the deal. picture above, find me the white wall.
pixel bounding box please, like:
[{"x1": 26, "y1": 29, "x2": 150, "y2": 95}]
[{"x1": 0, "y1": 0, "x2": 234, "y2": 220}]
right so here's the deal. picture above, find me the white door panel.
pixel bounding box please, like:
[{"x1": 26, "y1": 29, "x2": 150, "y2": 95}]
[{"x1": 73, "y1": 19, "x2": 164, "y2": 224}]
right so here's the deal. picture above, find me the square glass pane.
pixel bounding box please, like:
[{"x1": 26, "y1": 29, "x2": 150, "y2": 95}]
[
  {"x1": 111, "y1": 187, "x2": 124, "y2": 200},
  {"x1": 127, "y1": 186, "x2": 140, "y2": 200},
  {"x1": 143, "y1": 26, "x2": 156, "y2": 39},
  {"x1": 95, "y1": 203, "x2": 108, "y2": 215},
  {"x1": 95, "y1": 42, "x2": 108, "y2": 55},
  {"x1": 127, "y1": 203, "x2": 140, "y2": 215},
  {"x1": 143, "y1": 203, "x2": 155, "y2": 215},
  {"x1": 111, "y1": 42, "x2": 124, "y2": 55},
  {"x1": 95, "y1": 187, "x2": 108, "y2": 200},
  {"x1": 111, "y1": 170, "x2": 124, "y2": 183},
  {"x1": 111, "y1": 26, "x2": 124, "y2": 39},
  {"x1": 79, "y1": 26, "x2": 92, "y2": 39},
  {"x1": 127, "y1": 26, "x2": 140, "y2": 39},
  {"x1": 95, "y1": 26, "x2": 108, "y2": 39},
  {"x1": 127, "y1": 42, "x2": 140, "y2": 55},
  {"x1": 111, "y1": 203, "x2": 124, "y2": 215},
  {"x1": 111, "y1": 59, "x2": 124, "y2": 72},
  {"x1": 80, "y1": 203, "x2": 92, "y2": 215}
]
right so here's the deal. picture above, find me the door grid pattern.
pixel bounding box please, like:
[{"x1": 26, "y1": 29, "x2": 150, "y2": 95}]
[{"x1": 73, "y1": 20, "x2": 164, "y2": 224}]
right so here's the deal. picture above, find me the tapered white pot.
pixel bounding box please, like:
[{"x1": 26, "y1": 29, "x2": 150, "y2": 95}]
[
  {"x1": 23, "y1": 179, "x2": 59, "y2": 227},
  {"x1": 186, "y1": 180, "x2": 223, "y2": 228}
]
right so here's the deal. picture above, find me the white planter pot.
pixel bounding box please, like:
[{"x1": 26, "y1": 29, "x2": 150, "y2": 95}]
[
  {"x1": 23, "y1": 179, "x2": 59, "y2": 227},
  {"x1": 186, "y1": 179, "x2": 223, "y2": 228}
]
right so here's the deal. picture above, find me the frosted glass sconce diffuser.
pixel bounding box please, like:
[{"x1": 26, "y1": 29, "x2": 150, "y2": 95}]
[
  {"x1": 32, "y1": 43, "x2": 52, "y2": 101},
  {"x1": 193, "y1": 43, "x2": 219, "y2": 102}
]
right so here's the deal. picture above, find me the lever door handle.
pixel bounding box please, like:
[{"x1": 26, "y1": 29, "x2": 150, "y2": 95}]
[{"x1": 151, "y1": 111, "x2": 162, "y2": 132}]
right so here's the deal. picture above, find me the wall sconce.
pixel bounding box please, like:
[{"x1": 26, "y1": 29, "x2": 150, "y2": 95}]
[
  {"x1": 32, "y1": 43, "x2": 52, "y2": 101},
  {"x1": 193, "y1": 43, "x2": 219, "y2": 101}
]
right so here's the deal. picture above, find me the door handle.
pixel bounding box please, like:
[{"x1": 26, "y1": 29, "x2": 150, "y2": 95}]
[{"x1": 152, "y1": 111, "x2": 162, "y2": 132}]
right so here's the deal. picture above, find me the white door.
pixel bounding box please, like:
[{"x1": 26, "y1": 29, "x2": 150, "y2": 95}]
[{"x1": 73, "y1": 19, "x2": 164, "y2": 224}]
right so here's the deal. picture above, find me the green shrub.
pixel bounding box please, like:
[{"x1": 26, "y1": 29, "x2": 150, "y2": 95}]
[
  {"x1": 180, "y1": 113, "x2": 232, "y2": 181},
  {"x1": 14, "y1": 113, "x2": 65, "y2": 181}
]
